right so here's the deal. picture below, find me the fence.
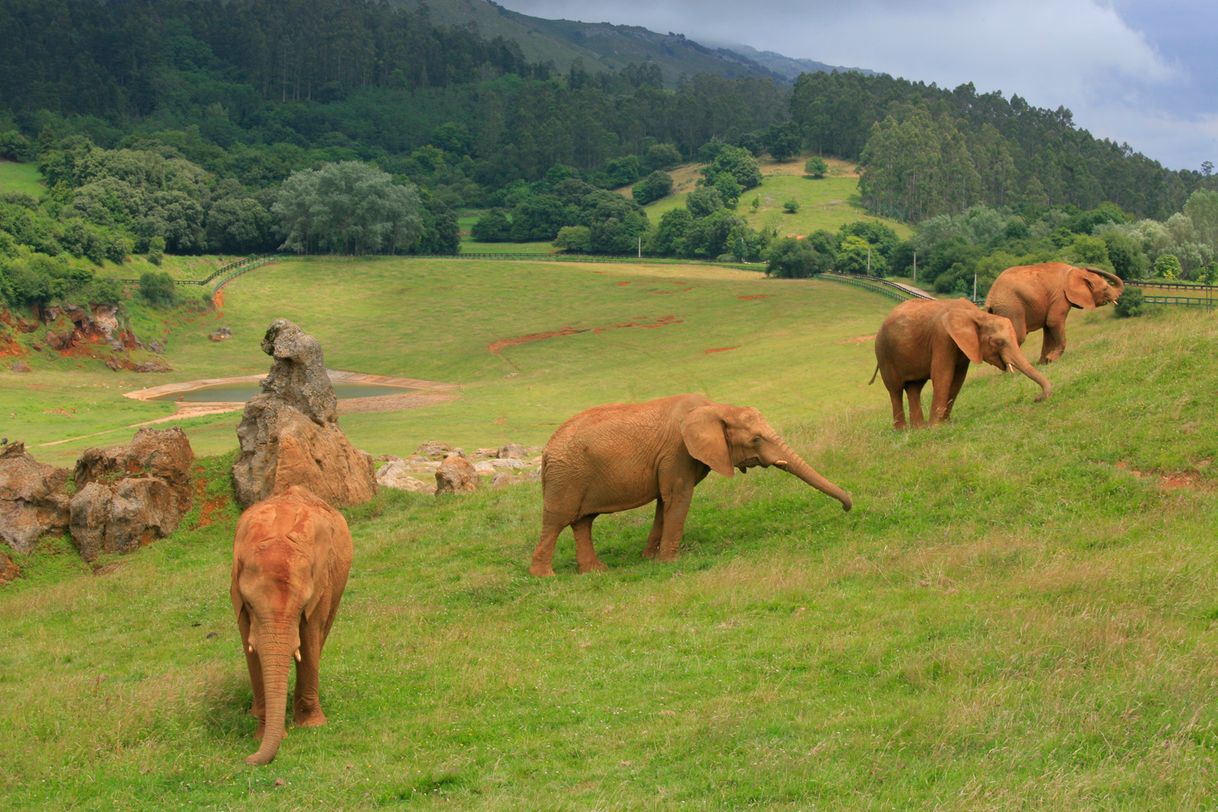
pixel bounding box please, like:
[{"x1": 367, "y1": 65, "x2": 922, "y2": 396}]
[
  {"x1": 1127, "y1": 279, "x2": 1216, "y2": 309},
  {"x1": 814, "y1": 273, "x2": 934, "y2": 303}
]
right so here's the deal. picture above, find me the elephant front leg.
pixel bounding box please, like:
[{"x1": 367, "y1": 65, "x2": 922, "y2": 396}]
[
  {"x1": 1040, "y1": 323, "x2": 1066, "y2": 363},
  {"x1": 941, "y1": 362, "x2": 969, "y2": 421},
  {"x1": 905, "y1": 381, "x2": 927, "y2": 428},
  {"x1": 293, "y1": 614, "x2": 327, "y2": 728},
  {"x1": 642, "y1": 499, "x2": 664, "y2": 558},
  {"x1": 928, "y1": 359, "x2": 959, "y2": 425},
  {"x1": 572, "y1": 516, "x2": 608, "y2": 573},
  {"x1": 656, "y1": 489, "x2": 694, "y2": 562}
]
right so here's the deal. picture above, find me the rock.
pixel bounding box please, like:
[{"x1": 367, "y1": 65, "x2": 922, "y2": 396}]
[
  {"x1": 376, "y1": 459, "x2": 437, "y2": 494},
  {"x1": 148, "y1": 340, "x2": 165, "y2": 354},
  {"x1": 474, "y1": 447, "x2": 499, "y2": 459},
  {"x1": 0, "y1": 442, "x2": 70, "y2": 554},
  {"x1": 69, "y1": 428, "x2": 195, "y2": 561},
  {"x1": 69, "y1": 478, "x2": 182, "y2": 562},
  {"x1": 415, "y1": 440, "x2": 452, "y2": 460},
  {"x1": 105, "y1": 357, "x2": 122, "y2": 371},
  {"x1": 133, "y1": 358, "x2": 172, "y2": 373},
  {"x1": 498, "y1": 443, "x2": 526, "y2": 460},
  {"x1": 209, "y1": 327, "x2": 232, "y2": 342},
  {"x1": 491, "y1": 472, "x2": 515, "y2": 489},
  {"x1": 0, "y1": 551, "x2": 18, "y2": 584},
  {"x1": 16, "y1": 317, "x2": 38, "y2": 334},
  {"x1": 10, "y1": 361, "x2": 30, "y2": 373},
  {"x1": 45, "y1": 331, "x2": 72, "y2": 351},
  {"x1": 473, "y1": 460, "x2": 495, "y2": 475},
  {"x1": 490, "y1": 457, "x2": 527, "y2": 470},
  {"x1": 436, "y1": 454, "x2": 478, "y2": 494},
  {"x1": 231, "y1": 320, "x2": 376, "y2": 509}
]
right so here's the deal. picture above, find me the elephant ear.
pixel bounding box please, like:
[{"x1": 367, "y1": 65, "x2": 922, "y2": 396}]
[
  {"x1": 681, "y1": 405, "x2": 735, "y2": 477},
  {"x1": 1065, "y1": 267, "x2": 1100, "y2": 309},
  {"x1": 945, "y1": 308, "x2": 983, "y2": 363}
]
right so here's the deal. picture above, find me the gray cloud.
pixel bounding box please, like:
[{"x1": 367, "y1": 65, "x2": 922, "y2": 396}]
[{"x1": 498, "y1": 1, "x2": 1214, "y2": 170}]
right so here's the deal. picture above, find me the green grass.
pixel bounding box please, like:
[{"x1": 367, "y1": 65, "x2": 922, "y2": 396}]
[
  {"x1": 643, "y1": 157, "x2": 911, "y2": 240},
  {"x1": 0, "y1": 160, "x2": 45, "y2": 198},
  {"x1": 2, "y1": 259, "x2": 1217, "y2": 807}
]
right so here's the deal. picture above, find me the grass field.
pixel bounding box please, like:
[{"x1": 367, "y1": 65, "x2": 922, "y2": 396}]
[
  {"x1": 3, "y1": 258, "x2": 1218, "y2": 807},
  {"x1": 642, "y1": 156, "x2": 910, "y2": 241},
  {"x1": 0, "y1": 160, "x2": 45, "y2": 198}
]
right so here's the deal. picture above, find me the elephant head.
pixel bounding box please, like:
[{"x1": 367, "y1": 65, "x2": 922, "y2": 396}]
[
  {"x1": 946, "y1": 308, "x2": 1053, "y2": 402},
  {"x1": 681, "y1": 403, "x2": 853, "y2": 511},
  {"x1": 1068, "y1": 267, "x2": 1124, "y2": 309}
]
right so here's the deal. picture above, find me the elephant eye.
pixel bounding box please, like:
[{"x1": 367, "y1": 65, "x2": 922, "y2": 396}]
[{"x1": 751, "y1": 435, "x2": 762, "y2": 447}]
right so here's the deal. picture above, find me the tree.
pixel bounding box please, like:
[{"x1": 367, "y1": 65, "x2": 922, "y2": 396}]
[
  {"x1": 272, "y1": 161, "x2": 423, "y2": 254},
  {"x1": 763, "y1": 122, "x2": 802, "y2": 162},
  {"x1": 642, "y1": 143, "x2": 682, "y2": 172},
  {"x1": 765, "y1": 235, "x2": 834, "y2": 278},
  {"x1": 804, "y1": 156, "x2": 827, "y2": 179},
  {"x1": 783, "y1": 200, "x2": 800, "y2": 214},
  {"x1": 686, "y1": 186, "x2": 725, "y2": 218},
  {"x1": 471, "y1": 209, "x2": 512, "y2": 242},
  {"x1": 206, "y1": 196, "x2": 273, "y2": 253},
  {"x1": 649, "y1": 208, "x2": 692, "y2": 256},
  {"x1": 1153, "y1": 253, "x2": 1181, "y2": 280},
  {"x1": 702, "y1": 145, "x2": 761, "y2": 192},
  {"x1": 632, "y1": 170, "x2": 673, "y2": 205},
  {"x1": 554, "y1": 225, "x2": 591, "y2": 253},
  {"x1": 139, "y1": 270, "x2": 177, "y2": 307}
]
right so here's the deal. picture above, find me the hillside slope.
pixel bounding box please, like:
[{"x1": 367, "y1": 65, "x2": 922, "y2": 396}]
[{"x1": 2, "y1": 284, "x2": 1216, "y2": 805}]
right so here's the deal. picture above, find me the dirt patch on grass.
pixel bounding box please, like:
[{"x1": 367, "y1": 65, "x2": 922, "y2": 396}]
[
  {"x1": 843, "y1": 334, "x2": 876, "y2": 344},
  {"x1": 1115, "y1": 461, "x2": 1213, "y2": 492},
  {"x1": 704, "y1": 346, "x2": 738, "y2": 354},
  {"x1": 490, "y1": 315, "x2": 683, "y2": 357},
  {"x1": 615, "y1": 281, "x2": 632, "y2": 286},
  {"x1": 737, "y1": 294, "x2": 769, "y2": 301}
]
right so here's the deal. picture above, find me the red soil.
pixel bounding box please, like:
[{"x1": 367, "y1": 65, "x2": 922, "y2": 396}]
[
  {"x1": 704, "y1": 346, "x2": 738, "y2": 354},
  {"x1": 488, "y1": 315, "x2": 683, "y2": 355},
  {"x1": 737, "y1": 294, "x2": 769, "y2": 301}
]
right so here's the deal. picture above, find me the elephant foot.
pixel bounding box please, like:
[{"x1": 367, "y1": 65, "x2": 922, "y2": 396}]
[
  {"x1": 577, "y1": 558, "x2": 608, "y2": 574},
  {"x1": 528, "y1": 562, "x2": 556, "y2": 577},
  {"x1": 294, "y1": 709, "x2": 328, "y2": 728},
  {"x1": 642, "y1": 546, "x2": 659, "y2": 559}
]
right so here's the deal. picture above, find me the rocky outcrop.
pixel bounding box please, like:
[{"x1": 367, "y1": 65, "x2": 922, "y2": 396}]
[
  {"x1": 209, "y1": 327, "x2": 232, "y2": 342},
  {"x1": 69, "y1": 428, "x2": 195, "y2": 562},
  {"x1": 435, "y1": 453, "x2": 479, "y2": 494},
  {"x1": 0, "y1": 551, "x2": 18, "y2": 584},
  {"x1": 0, "y1": 443, "x2": 71, "y2": 553},
  {"x1": 232, "y1": 319, "x2": 376, "y2": 509},
  {"x1": 376, "y1": 459, "x2": 437, "y2": 495}
]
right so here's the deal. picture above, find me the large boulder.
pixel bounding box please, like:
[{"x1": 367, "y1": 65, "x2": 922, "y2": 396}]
[
  {"x1": 377, "y1": 458, "x2": 438, "y2": 495},
  {"x1": 232, "y1": 320, "x2": 376, "y2": 509},
  {"x1": 69, "y1": 428, "x2": 195, "y2": 562},
  {"x1": 0, "y1": 442, "x2": 71, "y2": 553},
  {"x1": 436, "y1": 453, "x2": 479, "y2": 494}
]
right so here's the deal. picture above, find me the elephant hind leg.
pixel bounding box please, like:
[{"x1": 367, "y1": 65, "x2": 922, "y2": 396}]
[
  {"x1": 529, "y1": 512, "x2": 567, "y2": 577},
  {"x1": 572, "y1": 516, "x2": 608, "y2": 573},
  {"x1": 1040, "y1": 323, "x2": 1065, "y2": 363},
  {"x1": 886, "y1": 385, "x2": 907, "y2": 430}
]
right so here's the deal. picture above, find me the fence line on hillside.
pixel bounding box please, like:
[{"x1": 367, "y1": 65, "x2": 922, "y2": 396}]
[
  {"x1": 1126, "y1": 279, "x2": 1216, "y2": 309},
  {"x1": 814, "y1": 273, "x2": 934, "y2": 303}
]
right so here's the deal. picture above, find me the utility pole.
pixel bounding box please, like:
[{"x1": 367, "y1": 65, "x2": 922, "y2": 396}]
[
  {"x1": 637, "y1": 235, "x2": 642, "y2": 259},
  {"x1": 912, "y1": 250, "x2": 917, "y2": 283},
  {"x1": 973, "y1": 272, "x2": 978, "y2": 303},
  {"x1": 866, "y1": 246, "x2": 871, "y2": 276}
]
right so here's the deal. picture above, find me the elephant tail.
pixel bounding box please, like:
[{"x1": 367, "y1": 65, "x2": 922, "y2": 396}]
[{"x1": 868, "y1": 364, "x2": 879, "y2": 385}]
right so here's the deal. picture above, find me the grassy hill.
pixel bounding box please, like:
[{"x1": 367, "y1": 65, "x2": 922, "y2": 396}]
[
  {"x1": 641, "y1": 156, "x2": 912, "y2": 240},
  {"x1": 0, "y1": 160, "x2": 44, "y2": 197},
  {"x1": 2, "y1": 258, "x2": 1217, "y2": 806}
]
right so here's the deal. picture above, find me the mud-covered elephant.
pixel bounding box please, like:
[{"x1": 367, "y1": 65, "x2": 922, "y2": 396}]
[
  {"x1": 984, "y1": 262, "x2": 1124, "y2": 363},
  {"x1": 231, "y1": 485, "x2": 353, "y2": 766},
  {"x1": 528, "y1": 393, "x2": 852, "y2": 576},
  {"x1": 872, "y1": 298, "x2": 1052, "y2": 429}
]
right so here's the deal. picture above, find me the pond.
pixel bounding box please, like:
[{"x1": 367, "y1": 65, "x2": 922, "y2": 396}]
[{"x1": 153, "y1": 382, "x2": 412, "y2": 403}]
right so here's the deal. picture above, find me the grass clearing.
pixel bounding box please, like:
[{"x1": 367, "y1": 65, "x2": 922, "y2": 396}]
[
  {"x1": 2, "y1": 257, "x2": 1217, "y2": 806},
  {"x1": 0, "y1": 160, "x2": 44, "y2": 197}
]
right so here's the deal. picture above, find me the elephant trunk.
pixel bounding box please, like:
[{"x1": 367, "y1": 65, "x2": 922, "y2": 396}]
[
  {"x1": 246, "y1": 646, "x2": 291, "y2": 766},
  {"x1": 771, "y1": 439, "x2": 852, "y2": 512},
  {"x1": 1005, "y1": 349, "x2": 1052, "y2": 402}
]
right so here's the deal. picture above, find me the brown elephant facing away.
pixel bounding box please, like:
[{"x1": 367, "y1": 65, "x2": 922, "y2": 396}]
[
  {"x1": 528, "y1": 393, "x2": 852, "y2": 576},
  {"x1": 231, "y1": 485, "x2": 353, "y2": 766},
  {"x1": 984, "y1": 262, "x2": 1124, "y2": 363},
  {"x1": 872, "y1": 298, "x2": 1052, "y2": 429}
]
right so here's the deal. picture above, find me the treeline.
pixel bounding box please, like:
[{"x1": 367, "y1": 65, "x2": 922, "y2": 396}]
[{"x1": 791, "y1": 72, "x2": 1199, "y2": 221}]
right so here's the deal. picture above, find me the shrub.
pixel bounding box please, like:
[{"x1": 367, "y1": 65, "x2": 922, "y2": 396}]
[
  {"x1": 1114, "y1": 285, "x2": 1145, "y2": 318},
  {"x1": 804, "y1": 156, "x2": 828, "y2": 178},
  {"x1": 631, "y1": 171, "x2": 673, "y2": 205},
  {"x1": 138, "y1": 271, "x2": 177, "y2": 307},
  {"x1": 783, "y1": 200, "x2": 800, "y2": 214},
  {"x1": 554, "y1": 225, "x2": 591, "y2": 253}
]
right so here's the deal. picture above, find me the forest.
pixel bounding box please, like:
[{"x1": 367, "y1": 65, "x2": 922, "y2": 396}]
[{"x1": 1, "y1": 0, "x2": 1216, "y2": 311}]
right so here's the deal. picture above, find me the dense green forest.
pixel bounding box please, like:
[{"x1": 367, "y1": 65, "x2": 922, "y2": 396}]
[{"x1": 0, "y1": 0, "x2": 1215, "y2": 315}]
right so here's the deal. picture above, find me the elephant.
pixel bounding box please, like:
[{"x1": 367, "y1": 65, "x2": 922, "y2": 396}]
[
  {"x1": 984, "y1": 262, "x2": 1124, "y2": 363},
  {"x1": 230, "y1": 485, "x2": 353, "y2": 766},
  {"x1": 528, "y1": 393, "x2": 852, "y2": 576},
  {"x1": 871, "y1": 298, "x2": 1052, "y2": 429}
]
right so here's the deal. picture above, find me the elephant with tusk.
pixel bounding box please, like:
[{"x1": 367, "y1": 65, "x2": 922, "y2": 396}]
[
  {"x1": 871, "y1": 298, "x2": 1052, "y2": 429},
  {"x1": 984, "y1": 262, "x2": 1124, "y2": 363},
  {"x1": 230, "y1": 485, "x2": 353, "y2": 766},
  {"x1": 528, "y1": 394, "x2": 852, "y2": 576}
]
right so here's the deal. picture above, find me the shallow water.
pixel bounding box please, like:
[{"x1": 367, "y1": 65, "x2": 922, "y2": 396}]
[{"x1": 154, "y1": 382, "x2": 410, "y2": 403}]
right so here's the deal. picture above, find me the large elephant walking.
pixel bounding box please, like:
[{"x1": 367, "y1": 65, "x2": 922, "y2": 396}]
[
  {"x1": 984, "y1": 262, "x2": 1124, "y2": 363},
  {"x1": 872, "y1": 298, "x2": 1052, "y2": 429},
  {"x1": 230, "y1": 485, "x2": 353, "y2": 766},
  {"x1": 528, "y1": 394, "x2": 852, "y2": 576}
]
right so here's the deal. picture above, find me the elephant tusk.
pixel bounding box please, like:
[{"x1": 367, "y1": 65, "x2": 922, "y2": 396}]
[
  {"x1": 294, "y1": 649, "x2": 302, "y2": 663},
  {"x1": 246, "y1": 644, "x2": 254, "y2": 654},
  {"x1": 1006, "y1": 363, "x2": 1014, "y2": 373},
  {"x1": 773, "y1": 459, "x2": 789, "y2": 467}
]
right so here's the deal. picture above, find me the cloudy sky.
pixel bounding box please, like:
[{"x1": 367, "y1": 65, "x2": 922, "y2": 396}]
[{"x1": 496, "y1": 0, "x2": 1218, "y2": 172}]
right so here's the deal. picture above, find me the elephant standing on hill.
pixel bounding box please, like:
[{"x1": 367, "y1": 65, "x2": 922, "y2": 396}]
[
  {"x1": 231, "y1": 485, "x2": 353, "y2": 766},
  {"x1": 529, "y1": 394, "x2": 852, "y2": 576},
  {"x1": 872, "y1": 298, "x2": 1052, "y2": 429},
  {"x1": 984, "y1": 262, "x2": 1124, "y2": 363}
]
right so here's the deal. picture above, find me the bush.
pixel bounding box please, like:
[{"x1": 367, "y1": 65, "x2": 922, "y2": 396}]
[
  {"x1": 138, "y1": 271, "x2": 178, "y2": 307},
  {"x1": 783, "y1": 200, "x2": 800, "y2": 214},
  {"x1": 804, "y1": 156, "x2": 828, "y2": 178},
  {"x1": 631, "y1": 171, "x2": 673, "y2": 205},
  {"x1": 554, "y1": 225, "x2": 591, "y2": 253},
  {"x1": 1114, "y1": 285, "x2": 1145, "y2": 318}
]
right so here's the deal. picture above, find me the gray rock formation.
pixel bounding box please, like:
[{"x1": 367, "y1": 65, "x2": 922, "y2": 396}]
[
  {"x1": 232, "y1": 319, "x2": 376, "y2": 509},
  {"x1": 0, "y1": 442, "x2": 70, "y2": 553}
]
